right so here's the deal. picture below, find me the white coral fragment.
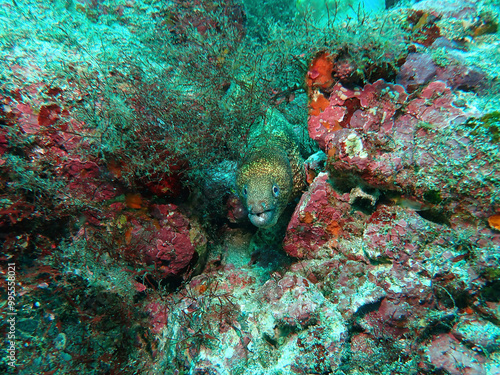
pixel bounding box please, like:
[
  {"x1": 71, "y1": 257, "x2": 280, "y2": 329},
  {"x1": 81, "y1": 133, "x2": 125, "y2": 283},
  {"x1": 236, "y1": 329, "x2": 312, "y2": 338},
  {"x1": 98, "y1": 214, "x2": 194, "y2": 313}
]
[{"x1": 345, "y1": 133, "x2": 367, "y2": 158}]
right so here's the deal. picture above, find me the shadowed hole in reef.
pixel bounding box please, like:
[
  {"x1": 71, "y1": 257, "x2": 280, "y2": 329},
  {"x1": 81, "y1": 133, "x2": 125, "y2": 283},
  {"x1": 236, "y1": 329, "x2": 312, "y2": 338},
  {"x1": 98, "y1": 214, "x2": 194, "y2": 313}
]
[
  {"x1": 416, "y1": 313, "x2": 457, "y2": 344},
  {"x1": 433, "y1": 282, "x2": 471, "y2": 309},
  {"x1": 353, "y1": 298, "x2": 383, "y2": 318},
  {"x1": 480, "y1": 280, "x2": 500, "y2": 302},
  {"x1": 350, "y1": 195, "x2": 377, "y2": 215},
  {"x1": 250, "y1": 246, "x2": 292, "y2": 271},
  {"x1": 416, "y1": 209, "x2": 451, "y2": 226},
  {"x1": 452, "y1": 290, "x2": 473, "y2": 309},
  {"x1": 263, "y1": 324, "x2": 300, "y2": 349}
]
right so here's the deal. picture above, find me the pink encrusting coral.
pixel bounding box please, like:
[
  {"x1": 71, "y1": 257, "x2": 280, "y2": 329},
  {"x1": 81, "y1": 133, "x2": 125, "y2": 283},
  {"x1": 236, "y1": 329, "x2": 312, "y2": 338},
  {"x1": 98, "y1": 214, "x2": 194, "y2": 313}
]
[
  {"x1": 279, "y1": 180, "x2": 500, "y2": 372},
  {"x1": 142, "y1": 204, "x2": 207, "y2": 279},
  {"x1": 284, "y1": 35, "x2": 500, "y2": 368},
  {"x1": 308, "y1": 74, "x2": 499, "y2": 224},
  {"x1": 283, "y1": 172, "x2": 367, "y2": 259}
]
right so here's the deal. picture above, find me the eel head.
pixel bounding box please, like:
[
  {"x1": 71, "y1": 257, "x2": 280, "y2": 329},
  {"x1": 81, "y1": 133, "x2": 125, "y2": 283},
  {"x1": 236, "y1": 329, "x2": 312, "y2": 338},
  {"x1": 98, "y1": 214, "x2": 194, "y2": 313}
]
[{"x1": 236, "y1": 151, "x2": 293, "y2": 228}]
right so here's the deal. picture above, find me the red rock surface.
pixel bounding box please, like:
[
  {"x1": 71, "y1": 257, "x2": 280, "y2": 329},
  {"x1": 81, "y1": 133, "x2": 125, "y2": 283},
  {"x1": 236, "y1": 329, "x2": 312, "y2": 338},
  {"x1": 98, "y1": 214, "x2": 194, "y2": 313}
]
[{"x1": 283, "y1": 172, "x2": 367, "y2": 259}]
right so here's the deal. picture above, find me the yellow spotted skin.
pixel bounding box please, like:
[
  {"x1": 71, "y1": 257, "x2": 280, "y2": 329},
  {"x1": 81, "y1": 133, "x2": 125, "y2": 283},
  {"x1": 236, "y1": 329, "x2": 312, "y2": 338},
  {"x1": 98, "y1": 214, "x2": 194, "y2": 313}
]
[{"x1": 236, "y1": 111, "x2": 306, "y2": 228}]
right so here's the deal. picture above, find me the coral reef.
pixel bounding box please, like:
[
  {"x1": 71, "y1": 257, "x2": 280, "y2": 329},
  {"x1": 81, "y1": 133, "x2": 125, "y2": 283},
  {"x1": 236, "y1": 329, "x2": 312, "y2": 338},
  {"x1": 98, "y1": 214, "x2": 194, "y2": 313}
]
[
  {"x1": 1, "y1": 0, "x2": 500, "y2": 374},
  {"x1": 308, "y1": 77, "x2": 498, "y2": 226}
]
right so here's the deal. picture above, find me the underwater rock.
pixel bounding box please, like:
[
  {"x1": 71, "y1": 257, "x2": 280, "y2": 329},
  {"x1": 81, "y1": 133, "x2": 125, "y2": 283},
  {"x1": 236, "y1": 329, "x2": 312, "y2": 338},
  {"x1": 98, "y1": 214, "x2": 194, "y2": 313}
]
[
  {"x1": 323, "y1": 259, "x2": 387, "y2": 320},
  {"x1": 143, "y1": 193, "x2": 498, "y2": 374},
  {"x1": 142, "y1": 169, "x2": 186, "y2": 198},
  {"x1": 262, "y1": 274, "x2": 324, "y2": 328},
  {"x1": 360, "y1": 298, "x2": 417, "y2": 343},
  {"x1": 4, "y1": 0, "x2": 500, "y2": 373},
  {"x1": 304, "y1": 150, "x2": 327, "y2": 184},
  {"x1": 423, "y1": 333, "x2": 488, "y2": 375},
  {"x1": 283, "y1": 172, "x2": 367, "y2": 259},
  {"x1": 226, "y1": 194, "x2": 248, "y2": 223},
  {"x1": 259, "y1": 273, "x2": 347, "y2": 374},
  {"x1": 452, "y1": 315, "x2": 500, "y2": 352},
  {"x1": 436, "y1": 63, "x2": 486, "y2": 92},
  {"x1": 309, "y1": 199, "x2": 499, "y2": 346},
  {"x1": 65, "y1": 160, "x2": 121, "y2": 203},
  {"x1": 307, "y1": 79, "x2": 408, "y2": 152},
  {"x1": 145, "y1": 300, "x2": 170, "y2": 335},
  {"x1": 348, "y1": 332, "x2": 379, "y2": 368},
  {"x1": 397, "y1": 53, "x2": 437, "y2": 92},
  {"x1": 308, "y1": 76, "x2": 499, "y2": 224},
  {"x1": 362, "y1": 204, "x2": 438, "y2": 262},
  {"x1": 142, "y1": 204, "x2": 207, "y2": 279},
  {"x1": 74, "y1": 201, "x2": 208, "y2": 281}
]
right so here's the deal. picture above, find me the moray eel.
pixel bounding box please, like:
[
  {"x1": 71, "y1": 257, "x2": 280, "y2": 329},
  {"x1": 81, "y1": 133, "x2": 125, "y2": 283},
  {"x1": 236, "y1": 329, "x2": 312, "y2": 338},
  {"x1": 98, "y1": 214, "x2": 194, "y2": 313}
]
[{"x1": 236, "y1": 110, "x2": 306, "y2": 228}]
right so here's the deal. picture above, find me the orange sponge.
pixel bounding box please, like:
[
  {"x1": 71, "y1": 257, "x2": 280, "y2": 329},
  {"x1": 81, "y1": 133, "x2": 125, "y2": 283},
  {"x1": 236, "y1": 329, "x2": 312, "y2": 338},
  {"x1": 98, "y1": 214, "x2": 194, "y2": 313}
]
[
  {"x1": 306, "y1": 52, "x2": 334, "y2": 90},
  {"x1": 309, "y1": 92, "x2": 330, "y2": 116}
]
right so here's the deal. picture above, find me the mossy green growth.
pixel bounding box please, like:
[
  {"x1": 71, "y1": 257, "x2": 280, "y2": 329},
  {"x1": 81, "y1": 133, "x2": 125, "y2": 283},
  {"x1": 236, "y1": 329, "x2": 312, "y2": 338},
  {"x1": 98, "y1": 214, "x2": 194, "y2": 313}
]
[
  {"x1": 464, "y1": 111, "x2": 500, "y2": 143},
  {"x1": 423, "y1": 189, "x2": 442, "y2": 204},
  {"x1": 483, "y1": 267, "x2": 500, "y2": 281}
]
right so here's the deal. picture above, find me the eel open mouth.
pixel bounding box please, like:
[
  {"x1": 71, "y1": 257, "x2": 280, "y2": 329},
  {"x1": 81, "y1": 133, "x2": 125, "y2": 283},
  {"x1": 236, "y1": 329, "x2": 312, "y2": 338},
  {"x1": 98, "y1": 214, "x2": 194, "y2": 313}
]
[{"x1": 248, "y1": 209, "x2": 275, "y2": 228}]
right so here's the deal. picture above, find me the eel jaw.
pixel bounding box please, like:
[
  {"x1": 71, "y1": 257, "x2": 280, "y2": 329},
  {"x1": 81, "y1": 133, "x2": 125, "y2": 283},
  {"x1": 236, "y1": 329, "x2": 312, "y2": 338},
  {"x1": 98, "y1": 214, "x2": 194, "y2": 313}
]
[{"x1": 248, "y1": 209, "x2": 276, "y2": 228}]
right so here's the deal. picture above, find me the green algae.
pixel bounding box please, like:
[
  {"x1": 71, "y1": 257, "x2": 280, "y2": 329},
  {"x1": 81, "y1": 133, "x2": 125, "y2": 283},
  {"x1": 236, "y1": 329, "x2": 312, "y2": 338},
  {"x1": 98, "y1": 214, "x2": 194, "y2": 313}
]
[
  {"x1": 464, "y1": 111, "x2": 500, "y2": 143},
  {"x1": 423, "y1": 189, "x2": 443, "y2": 204},
  {"x1": 483, "y1": 267, "x2": 500, "y2": 281}
]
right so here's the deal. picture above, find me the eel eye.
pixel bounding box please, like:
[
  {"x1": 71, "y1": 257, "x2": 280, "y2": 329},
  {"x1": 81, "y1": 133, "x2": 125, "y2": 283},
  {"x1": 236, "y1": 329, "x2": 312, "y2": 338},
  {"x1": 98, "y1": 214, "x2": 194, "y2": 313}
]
[
  {"x1": 272, "y1": 185, "x2": 279, "y2": 197},
  {"x1": 243, "y1": 186, "x2": 248, "y2": 196}
]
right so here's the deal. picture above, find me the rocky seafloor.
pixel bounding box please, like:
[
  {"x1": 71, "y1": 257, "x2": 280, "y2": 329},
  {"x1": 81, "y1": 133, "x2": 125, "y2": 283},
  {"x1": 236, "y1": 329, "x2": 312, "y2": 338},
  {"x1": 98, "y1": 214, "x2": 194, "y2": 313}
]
[{"x1": 1, "y1": 0, "x2": 500, "y2": 374}]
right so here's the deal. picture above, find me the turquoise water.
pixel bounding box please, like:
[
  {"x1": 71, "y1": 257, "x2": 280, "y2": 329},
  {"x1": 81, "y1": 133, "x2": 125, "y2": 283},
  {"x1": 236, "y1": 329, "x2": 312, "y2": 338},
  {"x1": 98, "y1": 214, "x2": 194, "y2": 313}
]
[{"x1": 1, "y1": 1, "x2": 500, "y2": 374}]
